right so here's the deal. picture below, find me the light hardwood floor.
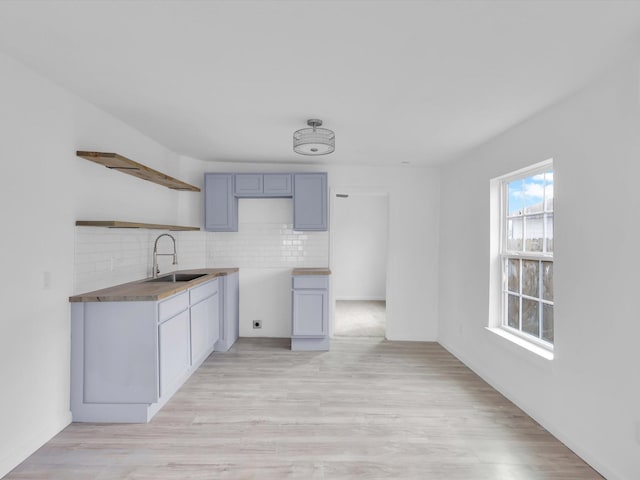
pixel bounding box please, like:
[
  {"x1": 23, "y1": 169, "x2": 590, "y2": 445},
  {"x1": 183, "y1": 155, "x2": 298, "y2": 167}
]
[
  {"x1": 6, "y1": 338, "x2": 602, "y2": 479},
  {"x1": 334, "y1": 301, "x2": 386, "y2": 337}
]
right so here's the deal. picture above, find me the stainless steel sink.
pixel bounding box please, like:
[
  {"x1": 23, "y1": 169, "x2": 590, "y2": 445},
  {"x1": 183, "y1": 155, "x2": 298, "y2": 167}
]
[{"x1": 144, "y1": 273, "x2": 208, "y2": 283}]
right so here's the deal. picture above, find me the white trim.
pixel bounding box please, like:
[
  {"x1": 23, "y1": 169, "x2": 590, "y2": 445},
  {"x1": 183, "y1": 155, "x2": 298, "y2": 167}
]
[
  {"x1": 486, "y1": 327, "x2": 553, "y2": 360},
  {"x1": 493, "y1": 158, "x2": 553, "y2": 183},
  {"x1": 335, "y1": 296, "x2": 386, "y2": 301},
  {"x1": 328, "y1": 187, "x2": 391, "y2": 338},
  {"x1": 497, "y1": 161, "x2": 554, "y2": 349},
  {"x1": 501, "y1": 252, "x2": 553, "y2": 261}
]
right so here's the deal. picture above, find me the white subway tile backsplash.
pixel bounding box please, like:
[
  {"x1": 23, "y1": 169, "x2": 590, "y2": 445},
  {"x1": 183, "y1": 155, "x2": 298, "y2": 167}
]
[
  {"x1": 74, "y1": 210, "x2": 329, "y2": 293},
  {"x1": 74, "y1": 228, "x2": 208, "y2": 293},
  {"x1": 207, "y1": 222, "x2": 328, "y2": 269}
]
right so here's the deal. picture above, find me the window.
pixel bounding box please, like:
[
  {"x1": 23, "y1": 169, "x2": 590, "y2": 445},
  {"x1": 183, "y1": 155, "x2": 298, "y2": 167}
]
[{"x1": 501, "y1": 165, "x2": 554, "y2": 347}]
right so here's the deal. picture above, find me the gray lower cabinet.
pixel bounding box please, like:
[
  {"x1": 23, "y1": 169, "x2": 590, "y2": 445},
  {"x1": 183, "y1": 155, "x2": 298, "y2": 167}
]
[
  {"x1": 293, "y1": 173, "x2": 328, "y2": 231},
  {"x1": 291, "y1": 274, "x2": 329, "y2": 351},
  {"x1": 215, "y1": 271, "x2": 239, "y2": 352},
  {"x1": 204, "y1": 173, "x2": 238, "y2": 232},
  {"x1": 159, "y1": 309, "x2": 191, "y2": 398},
  {"x1": 71, "y1": 278, "x2": 227, "y2": 423},
  {"x1": 189, "y1": 280, "x2": 220, "y2": 366}
]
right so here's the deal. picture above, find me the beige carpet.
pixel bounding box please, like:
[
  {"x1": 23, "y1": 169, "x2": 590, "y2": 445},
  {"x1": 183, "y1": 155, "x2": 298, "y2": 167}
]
[{"x1": 334, "y1": 300, "x2": 386, "y2": 337}]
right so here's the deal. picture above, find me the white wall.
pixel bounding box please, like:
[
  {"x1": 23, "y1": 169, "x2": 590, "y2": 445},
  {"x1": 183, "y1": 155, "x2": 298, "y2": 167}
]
[
  {"x1": 329, "y1": 165, "x2": 440, "y2": 341},
  {"x1": 208, "y1": 198, "x2": 329, "y2": 338},
  {"x1": 0, "y1": 43, "x2": 440, "y2": 477},
  {"x1": 332, "y1": 193, "x2": 388, "y2": 301},
  {"x1": 437, "y1": 58, "x2": 640, "y2": 480},
  {"x1": 200, "y1": 162, "x2": 441, "y2": 342},
  {"x1": 0, "y1": 52, "x2": 191, "y2": 477}
]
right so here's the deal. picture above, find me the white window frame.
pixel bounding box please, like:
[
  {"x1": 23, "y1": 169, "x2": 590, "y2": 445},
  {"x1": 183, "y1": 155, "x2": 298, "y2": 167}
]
[{"x1": 498, "y1": 161, "x2": 554, "y2": 351}]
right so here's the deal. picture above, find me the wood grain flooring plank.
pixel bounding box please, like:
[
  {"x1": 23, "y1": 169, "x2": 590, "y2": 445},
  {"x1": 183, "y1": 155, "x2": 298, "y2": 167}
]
[{"x1": 5, "y1": 338, "x2": 603, "y2": 480}]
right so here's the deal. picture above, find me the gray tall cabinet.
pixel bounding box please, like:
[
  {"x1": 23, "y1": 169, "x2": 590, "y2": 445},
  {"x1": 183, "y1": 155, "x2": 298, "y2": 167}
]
[
  {"x1": 293, "y1": 173, "x2": 328, "y2": 231},
  {"x1": 204, "y1": 173, "x2": 237, "y2": 232}
]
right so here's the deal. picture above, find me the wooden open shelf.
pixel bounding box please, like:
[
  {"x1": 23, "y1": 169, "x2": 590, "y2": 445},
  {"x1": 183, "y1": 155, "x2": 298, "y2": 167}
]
[
  {"x1": 76, "y1": 151, "x2": 200, "y2": 192},
  {"x1": 76, "y1": 221, "x2": 200, "y2": 231}
]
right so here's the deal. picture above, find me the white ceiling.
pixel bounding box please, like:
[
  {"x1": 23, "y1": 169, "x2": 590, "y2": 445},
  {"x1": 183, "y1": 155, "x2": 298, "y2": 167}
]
[{"x1": 1, "y1": 1, "x2": 640, "y2": 167}]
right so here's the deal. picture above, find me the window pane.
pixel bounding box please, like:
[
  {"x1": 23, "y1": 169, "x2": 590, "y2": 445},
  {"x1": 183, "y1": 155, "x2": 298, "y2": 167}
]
[
  {"x1": 508, "y1": 259, "x2": 519, "y2": 293},
  {"x1": 507, "y1": 294, "x2": 520, "y2": 329},
  {"x1": 542, "y1": 304, "x2": 554, "y2": 343},
  {"x1": 545, "y1": 214, "x2": 554, "y2": 253},
  {"x1": 508, "y1": 180, "x2": 524, "y2": 216},
  {"x1": 544, "y1": 172, "x2": 554, "y2": 211},
  {"x1": 524, "y1": 214, "x2": 544, "y2": 252},
  {"x1": 542, "y1": 262, "x2": 553, "y2": 301},
  {"x1": 522, "y1": 260, "x2": 539, "y2": 297},
  {"x1": 501, "y1": 167, "x2": 553, "y2": 346},
  {"x1": 507, "y1": 217, "x2": 523, "y2": 251},
  {"x1": 522, "y1": 298, "x2": 539, "y2": 336},
  {"x1": 523, "y1": 175, "x2": 545, "y2": 214}
]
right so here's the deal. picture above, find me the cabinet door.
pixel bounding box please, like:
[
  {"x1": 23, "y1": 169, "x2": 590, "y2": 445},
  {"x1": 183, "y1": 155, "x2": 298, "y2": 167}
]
[
  {"x1": 292, "y1": 289, "x2": 327, "y2": 336},
  {"x1": 208, "y1": 292, "x2": 220, "y2": 349},
  {"x1": 226, "y1": 272, "x2": 239, "y2": 346},
  {"x1": 293, "y1": 173, "x2": 327, "y2": 231},
  {"x1": 83, "y1": 302, "x2": 158, "y2": 404},
  {"x1": 216, "y1": 271, "x2": 239, "y2": 352},
  {"x1": 190, "y1": 292, "x2": 219, "y2": 365},
  {"x1": 159, "y1": 310, "x2": 191, "y2": 398},
  {"x1": 263, "y1": 174, "x2": 292, "y2": 196},
  {"x1": 234, "y1": 174, "x2": 263, "y2": 196},
  {"x1": 204, "y1": 173, "x2": 238, "y2": 231}
]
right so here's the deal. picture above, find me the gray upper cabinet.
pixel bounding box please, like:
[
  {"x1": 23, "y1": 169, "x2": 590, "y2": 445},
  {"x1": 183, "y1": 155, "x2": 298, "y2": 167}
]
[
  {"x1": 235, "y1": 173, "x2": 292, "y2": 197},
  {"x1": 234, "y1": 174, "x2": 263, "y2": 196},
  {"x1": 293, "y1": 173, "x2": 328, "y2": 231},
  {"x1": 263, "y1": 174, "x2": 292, "y2": 196},
  {"x1": 204, "y1": 171, "x2": 327, "y2": 232},
  {"x1": 204, "y1": 173, "x2": 238, "y2": 232}
]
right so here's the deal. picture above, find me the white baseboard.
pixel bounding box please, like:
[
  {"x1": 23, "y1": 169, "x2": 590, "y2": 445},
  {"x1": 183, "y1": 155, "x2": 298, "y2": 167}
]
[
  {"x1": 438, "y1": 339, "x2": 623, "y2": 480},
  {"x1": 335, "y1": 296, "x2": 386, "y2": 301},
  {"x1": 0, "y1": 411, "x2": 72, "y2": 478}
]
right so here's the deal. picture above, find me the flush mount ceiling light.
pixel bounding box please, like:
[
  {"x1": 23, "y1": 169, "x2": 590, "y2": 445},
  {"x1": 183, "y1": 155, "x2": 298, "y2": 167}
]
[{"x1": 293, "y1": 119, "x2": 335, "y2": 155}]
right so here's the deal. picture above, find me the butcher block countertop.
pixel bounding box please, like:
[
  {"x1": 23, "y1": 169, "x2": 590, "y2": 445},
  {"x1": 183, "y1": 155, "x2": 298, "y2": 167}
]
[
  {"x1": 69, "y1": 268, "x2": 238, "y2": 303},
  {"x1": 292, "y1": 268, "x2": 332, "y2": 276}
]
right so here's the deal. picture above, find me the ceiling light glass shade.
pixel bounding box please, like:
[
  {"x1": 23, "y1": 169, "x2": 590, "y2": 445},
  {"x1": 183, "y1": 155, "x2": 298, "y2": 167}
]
[{"x1": 293, "y1": 119, "x2": 335, "y2": 155}]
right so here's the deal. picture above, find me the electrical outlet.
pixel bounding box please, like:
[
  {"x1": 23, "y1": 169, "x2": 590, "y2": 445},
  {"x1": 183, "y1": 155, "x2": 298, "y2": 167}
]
[{"x1": 253, "y1": 320, "x2": 262, "y2": 329}]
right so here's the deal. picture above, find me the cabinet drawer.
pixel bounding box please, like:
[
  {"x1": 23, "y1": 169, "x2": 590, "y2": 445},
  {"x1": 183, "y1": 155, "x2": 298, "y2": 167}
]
[
  {"x1": 292, "y1": 275, "x2": 329, "y2": 290},
  {"x1": 190, "y1": 278, "x2": 218, "y2": 305},
  {"x1": 158, "y1": 291, "x2": 189, "y2": 323}
]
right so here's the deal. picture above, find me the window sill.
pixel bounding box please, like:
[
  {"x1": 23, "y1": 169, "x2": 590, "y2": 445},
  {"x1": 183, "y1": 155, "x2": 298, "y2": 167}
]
[{"x1": 485, "y1": 327, "x2": 554, "y2": 361}]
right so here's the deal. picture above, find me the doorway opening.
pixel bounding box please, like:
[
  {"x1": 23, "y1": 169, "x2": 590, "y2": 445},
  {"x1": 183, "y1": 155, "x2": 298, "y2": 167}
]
[{"x1": 330, "y1": 191, "x2": 389, "y2": 338}]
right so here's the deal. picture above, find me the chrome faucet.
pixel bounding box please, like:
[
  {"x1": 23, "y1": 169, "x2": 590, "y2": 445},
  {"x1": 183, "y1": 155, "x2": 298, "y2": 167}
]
[{"x1": 152, "y1": 234, "x2": 178, "y2": 278}]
